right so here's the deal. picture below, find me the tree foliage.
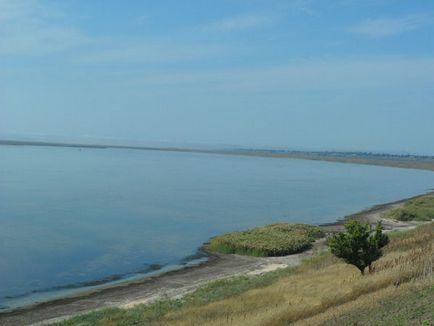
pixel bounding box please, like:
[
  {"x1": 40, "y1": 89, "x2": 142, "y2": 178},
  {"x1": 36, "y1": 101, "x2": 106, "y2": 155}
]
[{"x1": 328, "y1": 220, "x2": 389, "y2": 275}]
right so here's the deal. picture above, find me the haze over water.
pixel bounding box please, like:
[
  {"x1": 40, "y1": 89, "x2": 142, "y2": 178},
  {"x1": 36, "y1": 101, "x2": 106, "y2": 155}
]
[{"x1": 1, "y1": 145, "x2": 434, "y2": 309}]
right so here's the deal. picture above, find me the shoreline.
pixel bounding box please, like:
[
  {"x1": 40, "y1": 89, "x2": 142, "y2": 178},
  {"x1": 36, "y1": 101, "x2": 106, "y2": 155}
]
[
  {"x1": 2, "y1": 139, "x2": 434, "y2": 172},
  {"x1": 0, "y1": 191, "x2": 432, "y2": 326}
]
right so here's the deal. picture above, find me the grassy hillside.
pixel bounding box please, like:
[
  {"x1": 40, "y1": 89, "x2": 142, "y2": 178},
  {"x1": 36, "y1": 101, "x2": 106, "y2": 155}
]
[
  {"x1": 52, "y1": 222, "x2": 433, "y2": 326},
  {"x1": 301, "y1": 284, "x2": 433, "y2": 326},
  {"x1": 206, "y1": 223, "x2": 323, "y2": 256},
  {"x1": 384, "y1": 193, "x2": 434, "y2": 222}
]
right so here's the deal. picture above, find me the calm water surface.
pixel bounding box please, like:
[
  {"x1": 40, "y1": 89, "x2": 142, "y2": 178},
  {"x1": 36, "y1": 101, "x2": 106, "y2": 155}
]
[{"x1": 1, "y1": 146, "x2": 434, "y2": 309}]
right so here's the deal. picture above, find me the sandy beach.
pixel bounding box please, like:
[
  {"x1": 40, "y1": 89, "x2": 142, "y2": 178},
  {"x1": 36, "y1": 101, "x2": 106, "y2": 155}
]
[{"x1": 0, "y1": 192, "x2": 429, "y2": 326}]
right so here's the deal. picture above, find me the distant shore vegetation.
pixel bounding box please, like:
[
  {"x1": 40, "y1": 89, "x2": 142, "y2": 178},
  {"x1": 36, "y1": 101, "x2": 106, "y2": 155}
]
[
  {"x1": 384, "y1": 193, "x2": 434, "y2": 221},
  {"x1": 206, "y1": 223, "x2": 324, "y2": 257}
]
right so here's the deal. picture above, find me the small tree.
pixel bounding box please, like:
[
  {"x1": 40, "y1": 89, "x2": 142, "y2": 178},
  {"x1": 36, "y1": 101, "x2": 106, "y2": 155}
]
[{"x1": 328, "y1": 220, "x2": 389, "y2": 275}]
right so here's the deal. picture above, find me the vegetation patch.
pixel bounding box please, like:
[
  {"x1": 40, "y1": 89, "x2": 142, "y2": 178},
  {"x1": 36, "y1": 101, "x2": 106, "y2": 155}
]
[
  {"x1": 206, "y1": 223, "x2": 324, "y2": 257},
  {"x1": 384, "y1": 193, "x2": 434, "y2": 221}
]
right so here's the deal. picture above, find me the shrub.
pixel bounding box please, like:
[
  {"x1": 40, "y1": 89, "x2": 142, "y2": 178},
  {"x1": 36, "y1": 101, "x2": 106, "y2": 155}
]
[{"x1": 328, "y1": 220, "x2": 389, "y2": 275}]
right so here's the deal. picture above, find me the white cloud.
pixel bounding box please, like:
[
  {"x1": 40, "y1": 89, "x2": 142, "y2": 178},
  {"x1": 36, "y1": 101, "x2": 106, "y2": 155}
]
[
  {"x1": 0, "y1": 0, "x2": 89, "y2": 55},
  {"x1": 203, "y1": 14, "x2": 277, "y2": 32},
  {"x1": 0, "y1": 0, "x2": 230, "y2": 62},
  {"x1": 122, "y1": 58, "x2": 434, "y2": 92},
  {"x1": 75, "y1": 42, "x2": 231, "y2": 65},
  {"x1": 286, "y1": 0, "x2": 316, "y2": 16},
  {"x1": 350, "y1": 14, "x2": 433, "y2": 39}
]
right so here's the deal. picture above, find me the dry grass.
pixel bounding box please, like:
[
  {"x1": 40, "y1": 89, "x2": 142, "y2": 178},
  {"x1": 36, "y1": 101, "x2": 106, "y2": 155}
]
[
  {"x1": 295, "y1": 281, "x2": 433, "y2": 326},
  {"x1": 53, "y1": 223, "x2": 433, "y2": 326},
  {"x1": 146, "y1": 223, "x2": 433, "y2": 326}
]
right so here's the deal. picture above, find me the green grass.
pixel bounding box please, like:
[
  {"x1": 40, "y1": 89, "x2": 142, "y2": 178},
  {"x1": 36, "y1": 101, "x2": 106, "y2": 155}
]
[
  {"x1": 206, "y1": 223, "x2": 324, "y2": 256},
  {"x1": 321, "y1": 284, "x2": 434, "y2": 326},
  {"x1": 384, "y1": 193, "x2": 434, "y2": 222}
]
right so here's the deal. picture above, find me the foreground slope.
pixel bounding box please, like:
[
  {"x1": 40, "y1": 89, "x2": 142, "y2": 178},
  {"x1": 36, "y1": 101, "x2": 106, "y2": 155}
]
[{"x1": 52, "y1": 222, "x2": 433, "y2": 326}]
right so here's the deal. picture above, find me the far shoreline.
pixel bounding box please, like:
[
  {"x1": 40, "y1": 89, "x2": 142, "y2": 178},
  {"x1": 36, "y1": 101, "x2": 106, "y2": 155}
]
[
  {"x1": 2, "y1": 139, "x2": 434, "y2": 172},
  {"x1": 0, "y1": 190, "x2": 432, "y2": 326}
]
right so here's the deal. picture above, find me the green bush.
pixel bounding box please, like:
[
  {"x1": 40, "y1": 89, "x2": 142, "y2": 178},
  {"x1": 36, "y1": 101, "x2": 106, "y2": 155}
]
[
  {"x1": 328, "y1": 220, "x2": 389, "y2": 275},
  {"x1": 206, "y1": 223, "x2": 324, "y2": 257}
]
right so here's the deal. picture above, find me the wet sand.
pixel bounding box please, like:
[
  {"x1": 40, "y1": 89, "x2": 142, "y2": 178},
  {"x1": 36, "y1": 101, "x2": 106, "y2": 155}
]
[{"x1": 0, "y1": 192, "x2": 430, "y2": 326}]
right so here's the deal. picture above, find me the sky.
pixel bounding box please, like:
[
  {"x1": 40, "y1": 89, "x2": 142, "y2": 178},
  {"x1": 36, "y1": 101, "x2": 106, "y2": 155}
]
[{"x1": 1, "y1": 0, "x2": 434, "y2": 154}]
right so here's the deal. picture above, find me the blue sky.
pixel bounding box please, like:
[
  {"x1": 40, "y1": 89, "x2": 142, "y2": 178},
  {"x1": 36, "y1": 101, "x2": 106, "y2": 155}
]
[{"x1": 1, "y1": 0, "x2": 434, "y2": 154}]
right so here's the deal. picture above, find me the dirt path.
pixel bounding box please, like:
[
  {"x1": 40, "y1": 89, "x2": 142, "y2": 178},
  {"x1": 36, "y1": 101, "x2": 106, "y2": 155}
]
[
  {"x1": 0, "y1": 194, "x2": 425, "y2": 326},
  {"x1": 320, "y1": 200, "x2": 416, "y2": 233}
]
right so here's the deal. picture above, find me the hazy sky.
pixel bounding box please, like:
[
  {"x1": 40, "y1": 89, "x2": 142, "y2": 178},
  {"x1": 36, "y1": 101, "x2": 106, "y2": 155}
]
[{"x1": 1, "y1": 0, "x2": 434, "y2": 154}]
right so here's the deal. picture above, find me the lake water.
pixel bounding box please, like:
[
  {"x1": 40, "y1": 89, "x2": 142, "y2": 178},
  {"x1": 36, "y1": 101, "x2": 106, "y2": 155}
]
[{"x1": 1, "y1": 146, "x2": 434, "y2": 309}]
